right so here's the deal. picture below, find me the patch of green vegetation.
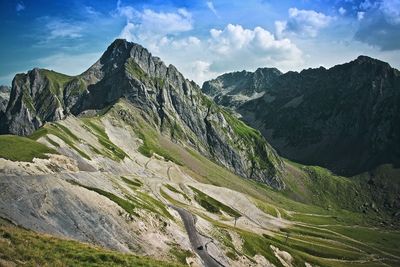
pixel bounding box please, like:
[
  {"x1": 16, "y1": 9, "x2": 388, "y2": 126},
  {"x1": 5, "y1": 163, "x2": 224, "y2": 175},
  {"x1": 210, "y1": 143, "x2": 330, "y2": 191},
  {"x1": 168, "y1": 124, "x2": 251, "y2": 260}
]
[
  {"x1": 66, "y1": 77, "x2": 87, "y2": 97},
  {"x1": 134, "y1": 191, "x2": 173, "y2": 220},
  {"x1": 212, "y1": 227, "x2": 241, "y2": 260},
  {"x1": 168, "y1": 244, "x2": 193, "y2": 265},
  {"x1": 266, "y1": 233, "x2": 365, "y2": 260},
  {"x1": 221, "y1": 109, "x2": 261, "y2": 142},
  {"x1": 121, "y1": 176, "x2": 143, "y2": 189},
  {"x1": 152, "y1": 77, "x2": 165, "y2": 88},
  {"x1": 160, "y1": 189, "x2": 185, "y2": 207},
  {"x1": 29, "y1": 123, "x2": 91, "y2": 160},
  {"x1": 125, "y1": 59, "x2": 168, "y2": 90},
  {"x1": 240, "y1": 231, "x2": 283, "y2": 265},
  {"x1": 40, "y1": 70, "x2": 74, "y2": 106},
  {"x1": 68, "y1": 180, "x2": 139, "y2": 217},
  {"x1": 170, "y1": 120, "x2": 185, "y2": 140},
  {"x1": 221, "y1": 108, "x2": 278, "y2": 171},
  {"x1": 45, "y1": 136, "x2": 60, "y2": 148},
  {"x1": 0, "y1": 219, "x2": 184, "y2": 267},
  {"x1": 189, "y1": 186, "x2": 241, "y2": 218},
  {"x1": 199, "y1": 94, "x2": 214, "y2": 108},
  {"x1": 135, "y1": 123, "x2": 182, "y2": 165},
  {"x1": 72, "y1": 177, "x2": 172, "y2": 220},
  {"x1": 55, "y1": 123, "x2": 80, "y2": 141},
  {"x1": 88, "y1": 144, "x2": 103, "y2": 155},
  {"x1": 325, "y1": 225, "x2": 400, "y2": 256},
  {"x1": 22, "y1": 88, "x2": 35, "y2": 112},
  {"x1": 14, "y1": 74, "x2": 36, "y2": 112},
  {"x1": 164, "y1": 184, "x2": 190, "y2": 202},
  {"x1": 0, "y1": 135, "x2": 57, "y2": 162},
  {"x1": 252, "y1": 198, "x2": 278, "y2": 217},
  {"x1": 125, "y1": 59, "x2": 149, "y2": 81},
  {"x1": 81, "y1": 118, "x2": 128, "y2": 161}
]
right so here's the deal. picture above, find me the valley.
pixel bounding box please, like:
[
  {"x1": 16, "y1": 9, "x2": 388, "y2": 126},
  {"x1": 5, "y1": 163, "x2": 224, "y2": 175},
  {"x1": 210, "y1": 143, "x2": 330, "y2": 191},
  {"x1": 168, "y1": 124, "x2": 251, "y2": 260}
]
[{"x1": 1, "y1": 98, "x2": 399, "y2": 266}]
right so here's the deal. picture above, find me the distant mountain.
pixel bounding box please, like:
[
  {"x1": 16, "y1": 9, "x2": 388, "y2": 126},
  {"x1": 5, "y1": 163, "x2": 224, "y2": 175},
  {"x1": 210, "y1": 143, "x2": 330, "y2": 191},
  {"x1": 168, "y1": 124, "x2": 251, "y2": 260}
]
[
  {"x1": 203, "y1": 56, "x2": 400, "y2": 175},
  {"x1": 0, "y1": 85, "x2": 10, "y2": 113},
  {"x1": 202, "y1": 67, "x2": 282, "y2": 109},
  {"x1": 0, "y1": 39, "x2": 284, "y2": 188}
]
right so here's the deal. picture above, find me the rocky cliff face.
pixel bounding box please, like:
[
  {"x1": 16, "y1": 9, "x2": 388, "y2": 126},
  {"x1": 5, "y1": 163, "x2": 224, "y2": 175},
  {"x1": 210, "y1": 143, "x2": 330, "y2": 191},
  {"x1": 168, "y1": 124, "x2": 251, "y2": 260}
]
[
  {"x1": 203, "y1": 56, "x2": 400, "y2": 175},
  {"x1": 202, "y1": 68, "x2": 282, "y2": 109},
  {"x1": 0, "y1": 39, "x2": 284, "y2": 188},
  {"x1": 1, "y1": 69, "x2": 88, "y2": 135}
]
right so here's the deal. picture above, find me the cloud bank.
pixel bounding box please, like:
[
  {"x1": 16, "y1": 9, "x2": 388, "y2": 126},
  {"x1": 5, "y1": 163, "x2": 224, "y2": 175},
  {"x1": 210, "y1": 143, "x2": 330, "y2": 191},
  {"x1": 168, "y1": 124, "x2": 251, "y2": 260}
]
[{"x1": 116, "y1": 2, "x2": 303, "y2": 84}]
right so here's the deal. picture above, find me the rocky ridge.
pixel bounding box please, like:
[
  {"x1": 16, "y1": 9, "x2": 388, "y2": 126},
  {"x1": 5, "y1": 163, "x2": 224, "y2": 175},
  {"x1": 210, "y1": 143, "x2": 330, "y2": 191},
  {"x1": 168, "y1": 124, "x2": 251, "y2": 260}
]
[
  {"x1": 203, "y1": 56, "x2": 400, "y2": 175},
  {"x1": 202, "y1": 67, "x2": 282, "y2": 109}
]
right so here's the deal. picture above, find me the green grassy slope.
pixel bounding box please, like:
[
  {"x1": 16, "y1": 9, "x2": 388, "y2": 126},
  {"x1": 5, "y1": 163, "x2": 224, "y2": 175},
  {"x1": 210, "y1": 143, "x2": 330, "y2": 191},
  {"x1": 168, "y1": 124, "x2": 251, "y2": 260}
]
[
  {"x1": 0, "y1": 135, "x2": 57, "y2": 162},
  {"x1": 0, "y1": 218, "x2": 183, "y2": 267}
]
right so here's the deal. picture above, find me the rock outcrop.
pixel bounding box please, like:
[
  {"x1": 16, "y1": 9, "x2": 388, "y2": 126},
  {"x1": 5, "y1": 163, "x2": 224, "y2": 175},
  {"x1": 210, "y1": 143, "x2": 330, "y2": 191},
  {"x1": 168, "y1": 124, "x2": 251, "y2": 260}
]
[{"x1": 202, "y1": 68, "x2": 282, "y2": 109}]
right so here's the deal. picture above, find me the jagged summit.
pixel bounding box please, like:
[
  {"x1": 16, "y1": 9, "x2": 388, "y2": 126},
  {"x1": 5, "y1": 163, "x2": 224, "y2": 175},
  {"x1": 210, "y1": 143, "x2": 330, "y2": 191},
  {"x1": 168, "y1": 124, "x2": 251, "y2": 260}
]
[
  {"x1": 202, "y1": 66, "x2": 282, "y2": 109},
  {"x1": 355, "y1": 55, "x2": 388, "y2": 64}
]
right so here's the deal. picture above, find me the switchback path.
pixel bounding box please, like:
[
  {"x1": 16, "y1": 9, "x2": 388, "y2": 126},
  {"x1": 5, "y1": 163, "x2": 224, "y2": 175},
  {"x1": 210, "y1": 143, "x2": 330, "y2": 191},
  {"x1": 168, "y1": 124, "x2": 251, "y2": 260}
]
[{"x1": 170, "y1": 205, "x2": 223, "y2": 267}]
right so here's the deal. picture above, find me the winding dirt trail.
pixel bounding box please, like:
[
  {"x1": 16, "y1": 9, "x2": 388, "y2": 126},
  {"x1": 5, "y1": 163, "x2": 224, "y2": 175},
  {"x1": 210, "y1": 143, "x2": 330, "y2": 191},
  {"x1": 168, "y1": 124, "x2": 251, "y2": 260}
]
[{"x1": 171, "y1": 205, "x2": 224, "y2": 267}]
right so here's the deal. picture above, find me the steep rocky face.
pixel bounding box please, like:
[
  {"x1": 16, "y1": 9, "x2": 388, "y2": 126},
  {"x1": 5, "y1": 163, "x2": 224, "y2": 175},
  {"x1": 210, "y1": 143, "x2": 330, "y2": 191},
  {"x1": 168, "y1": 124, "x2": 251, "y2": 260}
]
[
  {"x1": 1, "y1": 69, "x2": 88, "y2": 135},
  {"x1": 0, "y1": 85, "x2": 10, "y2": 113},
  {"x1": 79, "y1": 39, "x2": 284, "y2": 188},
  {"x1": 202, "y1": 68, "x2": 282, "y2": 109},
  {"x1": 0, "y1": 39, "x2": 284, "y2": 188},
  {"x1": 204, "y1": 56, "x2": 400, "y2": 175}
]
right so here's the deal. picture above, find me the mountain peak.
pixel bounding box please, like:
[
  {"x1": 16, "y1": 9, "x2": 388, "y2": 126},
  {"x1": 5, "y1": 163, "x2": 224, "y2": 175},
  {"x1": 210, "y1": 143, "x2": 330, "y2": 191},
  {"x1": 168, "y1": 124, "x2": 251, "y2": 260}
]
[
  {"x1": 0, "y1": 85, "x2": 10, "y2": 93},
  {"x1": 353, "y1": 55, "x2": 390, "y2": 67}
]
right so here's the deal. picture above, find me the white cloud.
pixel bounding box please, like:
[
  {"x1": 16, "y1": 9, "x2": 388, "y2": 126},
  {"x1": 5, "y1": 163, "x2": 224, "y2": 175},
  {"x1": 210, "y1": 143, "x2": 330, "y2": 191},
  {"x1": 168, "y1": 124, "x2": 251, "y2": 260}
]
[
  {"x1": 140, "y1": 8, "x2": 192, "y2": 35},
  {"x1": 355, "y1": 0, "x2": 400, "y2": 50},
  {"x1": 206, "y1": 1, "x2": 219, "y2": 17},
  {"x1": 339, "y1": 7, "x2": 346, "y2": 15},
  {"x1": 45, "y1": 19, "x2": 83, "y2": 40},
  {"x1": 117, "y1": 2, "x2": 193, "y2": 52},
  {"x1": 190, "y1": 60, "x2": 218, "y2": 83},
  {"x1": 116, "y1": 0, "x2": 136, "y2": 20},
  {"x1": 84, "y1": 6, "x2": 100, "y2": 16},
  {"x1": 276, "y1": 8, "x2": 333, "y2": 38},
  {"x1": 117, "y1": 3, "x2": 192, "y2": 39},
  {"x1": 16, "y1": 2, "x2": 25, "y2": 12},
  {"x1": 114, "y1": 3, "x2": 302, "y2": 85},
  {"x1": 208, "y1": 24, "x2": 303, "y2": 73},
  {"x1": 170, "y1": 36, "x2": 201, "y2": 49},
  {"x1": 357, "y1": 11, "x2": 365, "y2": 20},
  {"x1": 379, "y1": 0, "x2": 400, "y2": 24},
  {"x1": 275, "y1": 20, "x2": 287, "y2": 39}
]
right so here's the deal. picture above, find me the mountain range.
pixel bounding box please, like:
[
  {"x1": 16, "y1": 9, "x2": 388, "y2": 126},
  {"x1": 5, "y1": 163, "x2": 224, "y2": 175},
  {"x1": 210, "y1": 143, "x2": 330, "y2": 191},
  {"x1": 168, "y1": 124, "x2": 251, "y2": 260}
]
[
  {"x1": 0, "y1": 39, "x2": 399, "y2": 267},
  {"x1": 203, "y1": 56, "x2": 400, "y2": 176}
]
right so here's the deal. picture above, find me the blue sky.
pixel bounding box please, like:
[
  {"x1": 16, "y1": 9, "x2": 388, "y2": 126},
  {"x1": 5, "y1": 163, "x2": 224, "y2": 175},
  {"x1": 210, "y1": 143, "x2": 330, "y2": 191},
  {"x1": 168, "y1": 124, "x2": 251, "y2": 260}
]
[{"x1": 1, "y1": 0, "x2": 399, "y2": 85}]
